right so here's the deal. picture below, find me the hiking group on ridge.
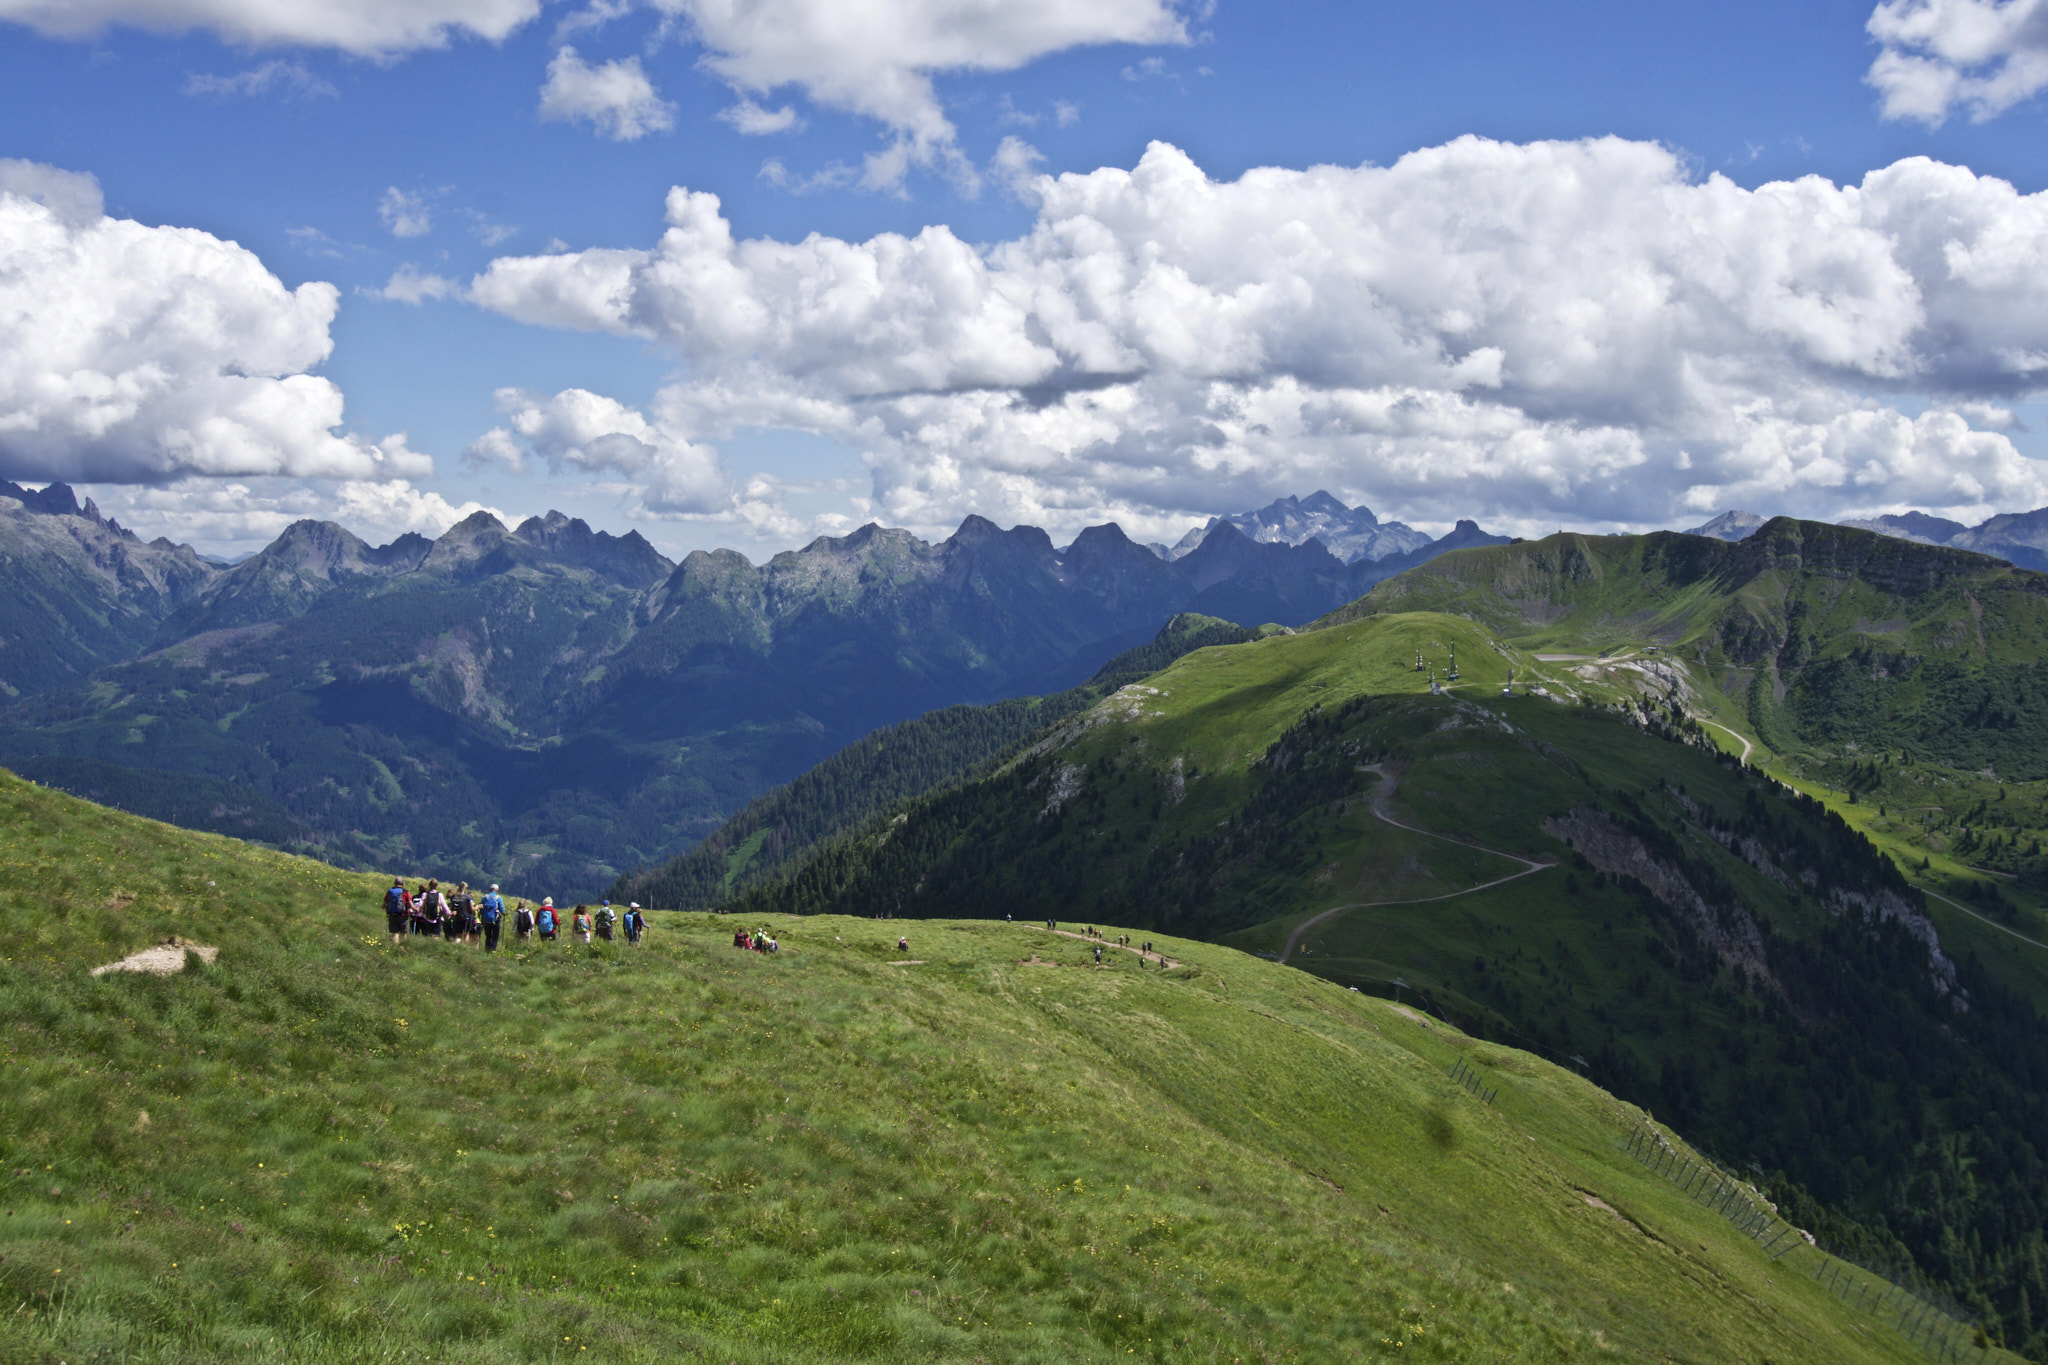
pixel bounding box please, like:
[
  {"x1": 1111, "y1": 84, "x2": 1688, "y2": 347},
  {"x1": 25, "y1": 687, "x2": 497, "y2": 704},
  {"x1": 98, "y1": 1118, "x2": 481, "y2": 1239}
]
[{"x1": 383, "y1": 879, "x2": 648, "y2": 951}]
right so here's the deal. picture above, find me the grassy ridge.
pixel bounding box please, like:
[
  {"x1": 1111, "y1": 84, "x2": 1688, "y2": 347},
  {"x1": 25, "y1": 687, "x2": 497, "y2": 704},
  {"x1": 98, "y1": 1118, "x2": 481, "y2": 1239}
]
[
  {"x1": 0, "y1": 768, "x2": 1941, "y2": 1362},
  {"x1": 718, "y1": 608, "x2": 2048, "y2": 1353}
]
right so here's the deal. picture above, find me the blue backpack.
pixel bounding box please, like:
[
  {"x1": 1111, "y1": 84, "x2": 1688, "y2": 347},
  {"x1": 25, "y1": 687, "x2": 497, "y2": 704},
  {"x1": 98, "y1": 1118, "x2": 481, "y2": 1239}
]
[
  {"x1": 383, "y1": 886, "x2": 406, "y2": 915},
  {"x1": 536, "y1": 907, "x2": 557, "y2": 934},
  {"x1": 480, "y1": 892, "x2": 504, "y2": 924}
]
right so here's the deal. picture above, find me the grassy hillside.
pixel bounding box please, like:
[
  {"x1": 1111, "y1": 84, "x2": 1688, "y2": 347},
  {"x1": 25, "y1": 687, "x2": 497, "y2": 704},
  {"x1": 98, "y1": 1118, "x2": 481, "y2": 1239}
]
[
  {"x1": 1320, "y1": 519, "x2": 2048, "y2": 949},
  {"x1": 723, "y1": 610, "x2": 2048, "y2": 1355},
  {"x1": 0, "y1": 768, "x2": 1959, "y2": 1363},
  {"x1": 1321, "y1": 519, "x2": 2048, "y2": 774}
]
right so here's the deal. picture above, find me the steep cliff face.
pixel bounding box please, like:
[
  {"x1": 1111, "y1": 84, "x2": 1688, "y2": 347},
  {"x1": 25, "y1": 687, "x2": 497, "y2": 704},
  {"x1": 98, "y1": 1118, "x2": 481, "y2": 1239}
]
[
  {"x1": 1727, "y1": 518, "x2": 2022, "y2": 600},
  {"x1": 0, "y1": 483, "x2": 218, "y2": 698}
]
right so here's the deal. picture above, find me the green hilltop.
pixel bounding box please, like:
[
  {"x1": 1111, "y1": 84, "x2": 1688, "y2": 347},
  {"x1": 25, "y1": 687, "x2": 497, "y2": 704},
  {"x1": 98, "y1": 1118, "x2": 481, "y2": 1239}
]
[
  {"x1": 0, "y1": 768, "x2": 1969, "y2": 1363},
  {"x1": 721, "y1": 595, "x2": 2048, "y2": 1357}
]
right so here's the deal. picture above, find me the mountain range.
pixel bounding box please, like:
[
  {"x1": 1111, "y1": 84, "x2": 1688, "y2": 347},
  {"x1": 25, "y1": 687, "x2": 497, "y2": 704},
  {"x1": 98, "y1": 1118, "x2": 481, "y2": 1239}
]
[
  {"x1": 1164, "y1": 489, "x2": 1435, "y2": 562},
  {"x1": 0, "y1": 484, "x2": 1503, "y2": 899},
  {"x1": 1687, "y1": 503, "x2": 2048, "y2": 571}
]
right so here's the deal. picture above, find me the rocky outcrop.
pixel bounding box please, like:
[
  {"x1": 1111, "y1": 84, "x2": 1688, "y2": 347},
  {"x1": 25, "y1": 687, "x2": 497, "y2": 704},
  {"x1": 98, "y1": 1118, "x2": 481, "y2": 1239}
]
[{"x1": 1544, "y1": 805, "x2": 1775, "y2": 988}]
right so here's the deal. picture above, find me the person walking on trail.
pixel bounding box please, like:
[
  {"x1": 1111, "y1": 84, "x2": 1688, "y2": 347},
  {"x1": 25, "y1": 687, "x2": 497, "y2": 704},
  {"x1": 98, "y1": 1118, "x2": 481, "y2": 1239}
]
[
  {"x1": 1094, "y1": 945, "x2": 1102, "y2": 964},
  {"x1": 449, "y1": 884, "x2": 476, "y2": 946},
  {"x1": 408, "y1": 883, "x2": 432, "y2": 937},
  {"x1": 480, "y1": 884, "x2": 505, "y2": 953},
  {"x1": 536, "y1": 898, "x2": 559, "y2": 942},
  {"x1": 623, "y1": 904, "x2": 645, "y2": 945},
  {"x1": 513, "y1": 900, "x2": 534, "y2": 943},
  {"x1": 383, "y1": 879, "x2": 409, "y2": 945},
  {"x1": 595, "y1": 902, "x2": 615, "y2": 942},
  {"x1": 572, "y1": 905, "x2": 593, "y2": 943}
]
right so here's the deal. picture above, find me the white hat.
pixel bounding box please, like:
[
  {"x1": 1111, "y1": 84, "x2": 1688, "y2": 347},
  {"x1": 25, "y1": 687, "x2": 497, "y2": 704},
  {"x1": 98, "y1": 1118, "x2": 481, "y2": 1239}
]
[
  {"x1": 629, "y1": 902, "x2": 640, "y2": 909},
  {"x1": 489, "y1": 884, "x2": 499, "y2": 892}
]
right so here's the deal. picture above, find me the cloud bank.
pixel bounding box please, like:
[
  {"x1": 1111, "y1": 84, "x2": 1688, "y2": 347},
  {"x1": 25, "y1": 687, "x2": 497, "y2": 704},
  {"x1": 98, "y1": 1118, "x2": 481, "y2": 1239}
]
[
  {"x1": 469, "y1": 136, "x2": 2048, "y2": 539},
  {"x1": 0, "y1": 0, "x2": 539, "y2": 55},
  {"x1": 0, "y1": 161, "x2": 427, "y2": 489},
  {"x1": 655, "y1": 0, "x2": 1189, "y2": 188},
  {"x1": 1867, "y1": 0, "x2": 2048, "y2": 124}
]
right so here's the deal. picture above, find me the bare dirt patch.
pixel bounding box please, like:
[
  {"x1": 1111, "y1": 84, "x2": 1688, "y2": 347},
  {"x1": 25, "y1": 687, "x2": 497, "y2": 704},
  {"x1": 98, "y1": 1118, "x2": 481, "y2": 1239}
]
[{"x1": 91, "y1": 938, "x2": 218, "y2": 977}]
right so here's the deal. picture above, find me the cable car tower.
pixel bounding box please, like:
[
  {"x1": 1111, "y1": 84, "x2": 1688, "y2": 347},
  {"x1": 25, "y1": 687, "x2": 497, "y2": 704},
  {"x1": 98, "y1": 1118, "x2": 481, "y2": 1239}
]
[{"x1": 1446, "y1": 644, "x2": 1460, "y2": 682}]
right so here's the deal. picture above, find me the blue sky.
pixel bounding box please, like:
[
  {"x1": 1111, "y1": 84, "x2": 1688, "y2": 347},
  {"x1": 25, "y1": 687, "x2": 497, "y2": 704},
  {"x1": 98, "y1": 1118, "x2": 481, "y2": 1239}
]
[{"x1": 3, "y1": 0, "x2": 2048, "y2": 556}]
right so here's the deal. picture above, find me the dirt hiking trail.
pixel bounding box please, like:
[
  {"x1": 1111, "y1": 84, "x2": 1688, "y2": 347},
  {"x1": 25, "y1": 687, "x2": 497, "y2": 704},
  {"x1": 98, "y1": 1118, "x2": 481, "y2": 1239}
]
[{"x1": 1279, "y1": 764, "x2": 1553, "y2": 965}]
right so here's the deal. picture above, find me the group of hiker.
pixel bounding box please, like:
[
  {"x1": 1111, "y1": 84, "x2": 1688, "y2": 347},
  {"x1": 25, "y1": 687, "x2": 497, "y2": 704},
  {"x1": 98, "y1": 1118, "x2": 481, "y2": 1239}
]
[
  {"x1": 733, "y1": 927, "x2": 780, "y2": 953},
  {"x1": 382, "y1": 878, "x2": 649, "y2": 952}
]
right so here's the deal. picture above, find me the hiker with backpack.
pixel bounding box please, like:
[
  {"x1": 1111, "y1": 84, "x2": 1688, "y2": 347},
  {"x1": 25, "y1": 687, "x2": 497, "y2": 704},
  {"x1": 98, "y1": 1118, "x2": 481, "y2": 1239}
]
[
  {"x1": 479, "y1": 884, "x2": 505, "y2": 952},
  {"x1": 448, "y1": 884, "x2": 476, "y2": 946},
  {"x1": 436, "y1": 882, "x2": 462, "y2": 942},
  {"x1": 572, "y1": 905, "x2": 593, "y2": 943},
  {"x1": 514, "y1": 900, "x2": 534, "y2": 943},
  {"x1": 383, "y1": 879, "x2": 410, "y2": 944},
  {"x1": 622, "y1": 903, "x2": 644, "y2": 945},
  {"x1": 410, "y1": 882, "x2": 437, "y2": 937},
  {"x1": 536, "y1": 898, "x2": 559, "y2": 943},
  {"x1": 595, "y1": 902, "x2": 615, "y2": 942}
]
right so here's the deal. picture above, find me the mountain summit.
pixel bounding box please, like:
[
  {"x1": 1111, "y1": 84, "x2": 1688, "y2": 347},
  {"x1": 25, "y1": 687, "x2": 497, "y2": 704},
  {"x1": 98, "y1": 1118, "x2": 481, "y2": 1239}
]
[{"x1": 1167, "y1": 490, "x2": 1433, "y2": 563}]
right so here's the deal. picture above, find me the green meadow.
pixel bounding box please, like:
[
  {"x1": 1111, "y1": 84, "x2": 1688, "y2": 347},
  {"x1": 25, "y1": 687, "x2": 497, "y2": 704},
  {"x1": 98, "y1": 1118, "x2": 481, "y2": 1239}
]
[{"x1": 0, "y1": 767, "x2": 1960, "y2": 1362}]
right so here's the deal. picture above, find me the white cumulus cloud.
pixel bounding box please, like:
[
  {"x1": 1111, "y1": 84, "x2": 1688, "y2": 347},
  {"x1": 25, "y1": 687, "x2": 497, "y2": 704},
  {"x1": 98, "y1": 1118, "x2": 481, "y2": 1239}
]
[
  {"x1": 717, "y1": 98, "x2": 802, "y2": 135},
  {"x1": 466, "y1": 386, "x2": 729, "y2": 514},
  {"x1": 332, "y1": 479, "x2": 504, "y2": 538},
  {"x1": 0, "y1": 162, "x2": 428, "y2": 487},
  {"x1": 0, "y1": 0, "x2": 540, "y2": 55},
  {"x1": 1867, "y1": 0, "x2": 2048, "y2": 123},
  {"x1": 375, "y1": 264, "x2": 459, "y2": 303},
  {"x1": 654, "y1": 0, "x2": 1188, "y2": 189},
  {"x1": 539, "y1": 46, "x2": 675, "y2": 141},
  {"x1": 468, "y1": 137, "x2": 2048, "y2": 540}
]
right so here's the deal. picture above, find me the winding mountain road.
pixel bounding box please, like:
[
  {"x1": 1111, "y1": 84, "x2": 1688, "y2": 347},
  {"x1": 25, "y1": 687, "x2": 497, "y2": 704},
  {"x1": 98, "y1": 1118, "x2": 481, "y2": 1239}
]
[
  {"x1": 1278, "y1": 765, "x2": 1555, "y2": 965},
  {"x1": 1698, "y1": 719, "x2": 1754, "y2": 765},
  {"x1": 1919, "y1": 885, "x2": 2048, "y2": 953}
]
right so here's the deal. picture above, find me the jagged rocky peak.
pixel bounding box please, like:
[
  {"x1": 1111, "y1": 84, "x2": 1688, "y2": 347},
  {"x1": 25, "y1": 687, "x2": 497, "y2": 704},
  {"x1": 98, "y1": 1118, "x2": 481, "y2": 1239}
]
[
  {"x1": 366, "y1": 531, "x2": 433, "y2": 569},
  {"x1": 0, "y1": 479, "x2": 131, "y2": 537},
  {"x1": 947, "y1": 515, "x2": 1058, "y2": 565},
  {"x1": 1839, "y1": 511, "x2": 1969, "y2": 545},
  {"x1": 0, "y1": 478, "x2": 84, "y2": 518},
  {"x1": 258, "y1": 519, "x2": 374, "y2": 571},
  {"x1": 444, "y1": 509, "x2": 512, "y2": 541},
  {"x1": 1682, "y1": 510, "x2": 1767, "y2": 542},
  {"x1": 1166, "y1": 490, "x2": 1429, "y2": 564},
  {"x1": 1063, "y1": 521, "x2": 1143, "y2": 555}
]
